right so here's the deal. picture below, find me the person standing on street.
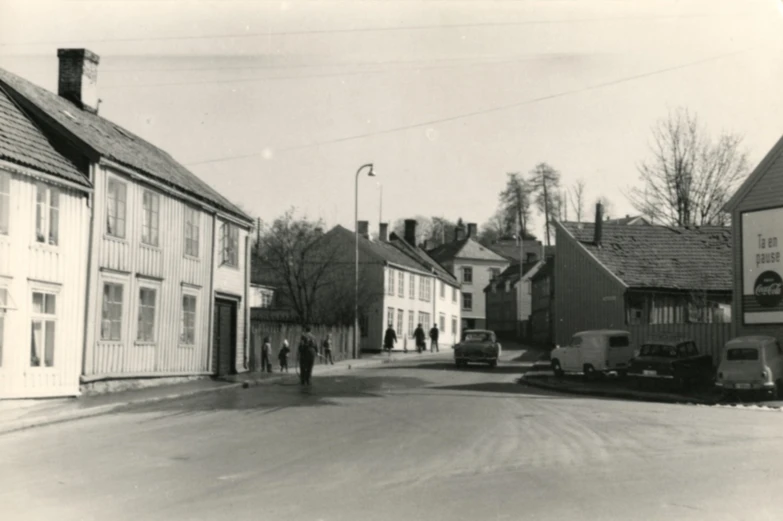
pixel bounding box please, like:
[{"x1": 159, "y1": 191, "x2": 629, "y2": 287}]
[
  {"x1": 298, "y1": 326, "x2": 317, "y2": 386},
  {"x1": 322, "y1": 333, "x2": 334, "y2": 365},
  {"x1": 429, "y1": 324, "x2": 440, "y2": 353},
  {"x1": 261, "y1": 336, "x2": 273, "y2": 373},
  {"x1": 383, "y1": 324, "x2": 397, "y2": 356},
  {"x1": 414, "y1": 323, "x2": 426, "y2": 354},
  {"x1": 278, "y1": 339, "x2": 290, "y2": 373}
]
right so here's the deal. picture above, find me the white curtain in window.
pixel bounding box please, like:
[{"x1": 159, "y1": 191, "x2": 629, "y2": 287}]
[{"x1": 31, "y1": 321, "x2": 42, "y2": 367}]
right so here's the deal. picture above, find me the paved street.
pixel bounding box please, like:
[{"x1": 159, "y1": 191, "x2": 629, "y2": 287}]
[{"x1": 2, "y1": 348, "x2": 783, "y2": 521}]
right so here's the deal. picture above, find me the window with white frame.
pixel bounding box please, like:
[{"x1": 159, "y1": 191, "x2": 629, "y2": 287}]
[
  {"x1": 462, "y1": 292, "x2": 473, "y2": 311},
  {"x1": 419, "y1": 276, "x2": 430, "y2": 302},
  {"x1": 398, "y1": 271, "x2": 405, "y2": 297},
  {"x1": 489, "y1": 267, "x2": 501, "y2": 280},
  {"x1": 440, "y1": 281, "x2": 445, "y2": 299},
  {"x1": 136, "y1": 286, "x2": 157, "y2": 342},
  {"x1": 396, "y1": 309, "x2": 404, "y2": 336},
  {"x1": 462, "y1": 266, "x2": 473, "y2": 284},
  {"x1": 0, "y1": 171, "x2": 10, "y2": 235},
  {"x1": 409, "y1": 273, "x2": 416, "y2": 300},
  {"x1": 220, "y1": 221, "x2": 239, "y2": 267},
  {"x1": 0, "y1": 287, "x2": 6, "y2": 366},
  {"x1": 387, "y1": 307, "x2": 394, "y2": 329},
  {"x1": 451, "y1": 315, "x2": 457, "y2": 335},
  {"x1": 408, "y1": 310, "x2": 414, "y2": 337},
  {"x1": 35, "y1": 184, "x2": 59, "y2": 246},
  {"x1": 418, "y1": 311, "x2": 430, "y2": 332},
  {"x1": 184, "y1": 206, "x2": 200, "y2": 257},
  {"x1": 439, "y1": 313, "x2": 445, "y2": 331},
  {"x1": 141, "y1": 190, "x2": 160, "y2": 247},
  {"x1": 106, "y1": 178, "x2": 127, "y2": 238},
  {"x1": 180, "y1": 293, "x2": 197, "y2": 345},
  {"x1": 387, "y1": 269, "x2": 395, "y2": 296},
  {"x1": 30, "y1": 291, "x2": 56, "y2": 367},
  {"x1": 101, "y1": 282, "x2": 124, "y2": 341},
  {"x1": 261, "y1": 291, "x2": 273, "y2": 308}
]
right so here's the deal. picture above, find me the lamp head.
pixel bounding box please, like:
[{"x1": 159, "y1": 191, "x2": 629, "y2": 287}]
[{"x1": 368, "y1": 165, "x2": 376, "y2": 177}]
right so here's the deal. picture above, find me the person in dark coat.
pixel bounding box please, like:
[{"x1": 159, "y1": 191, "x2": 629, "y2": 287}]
[
  {"x1": 429, "y1": 324, "x2": 440, "y2": 353},
  {"x1": 278, "y1": 339, "x2": 290, "y2": 373},
  {"x1": 383, "y1": 325, "x2": 397, "y2": 355},
  {"x1": 261, "y1": 336, "x2": 273, "y2": 373},
  {"x1": 413, "y1": 323, "x2": 426, "y2": 354},
  {"x1": 298, "y1": 326, "x2": 317, "y2": 386},
  {"x1": 322, "y1": 333, "x2": 334, "y2": 365}
]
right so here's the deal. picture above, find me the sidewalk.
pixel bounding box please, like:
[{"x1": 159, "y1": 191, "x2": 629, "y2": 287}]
[{"x1": 0, "y1": 350, "x2": 450, "y2": 436}]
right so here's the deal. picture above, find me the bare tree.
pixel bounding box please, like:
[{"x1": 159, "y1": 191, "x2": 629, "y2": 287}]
[
  {"x1": 569, "y1": 179, "x2": 586, "y2": 222},
  {"x1": 528, "y1": 163, "x2": 561, "y2": 246},
  {"x1": 627, "y1": 107, "x2": 750, "y2": 227},
  {"x1": 498, "y1": 172, "x2": 534, "y2": 239}
]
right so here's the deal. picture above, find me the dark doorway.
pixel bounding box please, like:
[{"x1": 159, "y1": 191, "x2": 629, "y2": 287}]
[
  {"x1": 463, "y1": 318, "x2": 476, "y2": 329},
  {"x1": 213, "y1": 298, "x2": 238, "y2": 376}
]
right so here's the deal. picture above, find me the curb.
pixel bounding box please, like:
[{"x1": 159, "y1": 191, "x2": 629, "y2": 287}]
[{"x1": 519, "y1": 375, "x2": 719, "y2": 406}]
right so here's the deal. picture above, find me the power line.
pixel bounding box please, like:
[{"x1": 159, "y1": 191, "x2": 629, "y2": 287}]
[
  {"x1": 0, "y1": 13, "x2": 742, "y2": 47},
  {"x1": 184, "y1": 46, "x2": 755, "y2": 167}
]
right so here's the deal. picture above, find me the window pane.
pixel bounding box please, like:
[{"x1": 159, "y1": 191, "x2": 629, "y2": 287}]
[
  {"x1": 45, "y1": 321, "x2": 55, "y2": 367},
  {"x1": 45, "y1": 294, "x2": 56, "y2": 315},
  {"x1": 32, "y1": 292, "x2": 44, "y2": 313},
  {"x1": 31, "y1": 321, "x2": 42, "y2": 366},
  {"x1": 49, "y1": 205, "x2": 59, "y2": 245},
  {"x1": 35, "y1": 194, "x2": 45, "y2": 243}
]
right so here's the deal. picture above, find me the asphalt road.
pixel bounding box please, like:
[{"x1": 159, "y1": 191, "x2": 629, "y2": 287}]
[{"x1": 2, "y1": 348, "x2": 783, "y2": 521}]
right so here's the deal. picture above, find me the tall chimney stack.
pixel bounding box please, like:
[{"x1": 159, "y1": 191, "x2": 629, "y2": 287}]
[
  {"x1": 455, "y1": 222, "x2": 466, "y2": 241},
  {"x1": 594, "y1": 203, "x2": 604, "y2": 246},
  {"x1": 404, "y1": 219, "x2": 417, "y2": 245},
  {"x1": 379, "y1": 222, "x2": 388, "y2": 242},
  {"x1": 357, "y1": 220, "x2": 369, "y2": 239},
  {"x1": 467, "y1": 223, "x2": 478, "y2": 238},
  {"x1": 57, "y1": 48, "x2": 100, "y2": 114}
]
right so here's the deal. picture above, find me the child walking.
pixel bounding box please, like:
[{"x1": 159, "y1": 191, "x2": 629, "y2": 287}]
[
  {"x1": 261, "y1": 336, "x2": 273, "y2": 373},
  {"x1": 278, "y1": 339, "x2": 290, "y2": 373}
]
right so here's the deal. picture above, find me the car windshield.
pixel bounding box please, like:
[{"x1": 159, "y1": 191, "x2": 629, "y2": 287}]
[
  {"x1": 726, "y1": 348, "x2": 759, "y2": 361},
  {"x1": 639, "y1": 344, "x2": 677, "y2": 357},
  {"x1": 463, "y1": 332, "x2": 491, "y2": 342}
]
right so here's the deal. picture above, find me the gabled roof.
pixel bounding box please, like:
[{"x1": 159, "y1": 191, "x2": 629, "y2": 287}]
[
  {"x1": 0, "y1": 67, "x2": 251, "y2": 223},
  {"x1": 325, "y1": 225, "x2": 431, "y2": 274},
  {"x1": 605, "y1": 215, "x2": 651, "y2": 226},
  {"x1": 483, "y1": 260, "x2": 543, "y2": 292},
  {"x1": 485, "y1": 239, "x2": 544, "y2": 262},
  {"x1": 558, "y1": 221, "x2": 732, "y2": 292},
  {"x1": 427, "y1": 237, "x2": 508, "y2": 263},
  {"x1": 724, "y1": 133, "x2": 783, "y2": 212},
  {"x1": 530, "y1": 256, "x2": 554, "y2": 283},
  {"x1": 0, "y1": 85, "x2": 88, "y2": 187},
  {"x1": 388, "y1": 232, "x2": 459, "y2": 286}
]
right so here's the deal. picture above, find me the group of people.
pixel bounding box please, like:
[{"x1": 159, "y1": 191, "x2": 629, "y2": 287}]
[
  {"x1": 259, "y1": 329, "x2": 335, "y2": 386},
  {"x1": 383, "y1": 323, "x2": 440, "y2": 354}
]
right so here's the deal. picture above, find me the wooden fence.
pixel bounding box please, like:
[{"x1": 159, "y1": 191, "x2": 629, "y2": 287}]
[
  {"x1": 248, "y1": 319, "x2": 356, "y2": 371},
  {"x1": 627, "y1": 323, "x2": 732, "y2": 364}
]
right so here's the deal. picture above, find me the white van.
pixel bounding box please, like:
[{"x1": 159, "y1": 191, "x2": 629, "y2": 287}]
[{"x1": 550, "y1": 330, "x2": 635, "y2": 378}]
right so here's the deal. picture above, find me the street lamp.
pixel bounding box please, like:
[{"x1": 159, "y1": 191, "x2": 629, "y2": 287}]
[{"x1": 354, "y1": 163, "x2": 375, "y2": 359}]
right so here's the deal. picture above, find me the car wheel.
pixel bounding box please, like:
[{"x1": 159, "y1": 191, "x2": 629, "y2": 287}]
[
  {"x1": 489, "y1": 360, "x2": 497, "y2": 369},
  {"x1": 551, "y1": 359, "x2": 564, "y2": 378},
  {"x1": 617, "y1": 370, "x2": 628, "y2": 380},
  {"x1": 583, "y1": 364, "x2": 596, "y2": 381},
  {"x1": 776, "y1": 379, "x2": 783, "y2": 400}
]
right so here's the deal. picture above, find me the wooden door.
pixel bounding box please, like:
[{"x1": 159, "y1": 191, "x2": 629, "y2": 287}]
[{"x1": 213, "y1": 299, "x2": 237, "y2": 376}]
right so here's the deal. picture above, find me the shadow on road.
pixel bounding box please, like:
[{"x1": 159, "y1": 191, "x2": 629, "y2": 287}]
[{"x1": 368, "y1": 360, "x2": 540, "y2": 375}]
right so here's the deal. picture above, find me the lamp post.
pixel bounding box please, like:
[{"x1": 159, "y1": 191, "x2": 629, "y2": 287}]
[{"x1": 354, "y1": 163, "x2": 375, "y2": 359}]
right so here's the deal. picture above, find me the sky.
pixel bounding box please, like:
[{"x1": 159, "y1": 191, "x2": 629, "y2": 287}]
[{"x1": 1, "y1": 0, "x2": 782, "y2": 240}]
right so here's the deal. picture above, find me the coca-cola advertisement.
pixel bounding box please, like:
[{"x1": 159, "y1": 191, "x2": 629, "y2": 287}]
[
  {"x1": 754, "y1": 271, "x2": 783, "y2": 308},
  {"x1": 742, "y1": 208, "x2": 783, "y2": 324}
]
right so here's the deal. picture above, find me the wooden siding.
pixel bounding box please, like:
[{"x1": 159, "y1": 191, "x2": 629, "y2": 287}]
[
  {"x1": 84, "y1": 166, "x2": 214, "y2": 378},
  {"x1": 0, "y1": 168, "x2": 89, "y2": 398},
  {"x1": 553, "y1": 225, "x2": 626, "y2": 346},
  {"x1": 213, "y1": 219, "x2": 249, "y2": 373},
  {"x1": 627, "y1": 323, "x2": 732, "y2": 365},
  {"x1": 731, "y1": 150, "x2": 783, "y2": 345}
]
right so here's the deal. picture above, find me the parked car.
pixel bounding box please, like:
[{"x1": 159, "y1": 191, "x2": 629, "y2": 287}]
[
  {"x1": 715, "y1": 336, "x2": 783, "y2": 399},
  {"x1": 550, "y1": 330, "x2": 635, "y2": 379},
  {"x1": 627, "y1": 335, "x2": 714, "y2": 389},
  {"x1": 454, "y1": 329, "x2": 501, "y2": 368}
]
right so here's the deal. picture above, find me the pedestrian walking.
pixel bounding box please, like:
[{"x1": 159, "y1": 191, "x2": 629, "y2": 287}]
[
  {"x1": 383, "y1": 325, "x2": 397, "y2": 355},
  {"x1": 298, "y1": 326, "x2": 318, "y2": 386},
  {"x1": 429, "y1": 324, "x2": 440, "y2": 353},
  {"x1": 261, "y1": 336, "x2": 273, "y2": 373},
  {"x1": 322, "y1": 333, "x2": 334, "y2": 365},
  {"x1": 414, "y1": 323, "x2": 426, "y2": 354},
  {"x1": 278, "y1": 339, "x2": 290, "y2": 373}
]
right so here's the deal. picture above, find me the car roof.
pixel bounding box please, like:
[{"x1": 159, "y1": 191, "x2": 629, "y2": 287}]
[
  {"x1": 642, "y1": 333, "x2": 694, "y2": 346},
  {"x1": 574, "y1": 329, "x2": 630, "y2": 336},
  {"x1": 464, "y1": 329, "x2": 493, "y2": 334},
  {"x1": 725, "y1": 336, "x2": 778, "y2": 347}
]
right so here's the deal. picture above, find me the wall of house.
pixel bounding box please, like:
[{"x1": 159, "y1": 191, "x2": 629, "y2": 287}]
[
  {"x1": 731, "y1": 150, "x2": 783, "y2": 345},
  {"x1": 84, "y1": 165, "x2": 215, "y2": 379},
  {"x1": 485, "y1": 284, "x2": 518, "y2": 336},
  {"x1": 454, "y1": 258, "x2": 510, "y2": 327},
  {"x1": 0, "y1": 165, "x2": 89, "y2": 397},
  {"x1": 553, "y1": 226, "x2": 626, "y2": 346},
  {"x1": 531, "y1": 272, "x2": 554, "y2": 345},
  {"x1": 434, "y1": 279, "x2": 461, "y2": 346}
]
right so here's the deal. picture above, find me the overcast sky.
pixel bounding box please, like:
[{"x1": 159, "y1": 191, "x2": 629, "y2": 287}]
[{"x1": 1, "y1": 0, "x2": 781, "y2": 239}]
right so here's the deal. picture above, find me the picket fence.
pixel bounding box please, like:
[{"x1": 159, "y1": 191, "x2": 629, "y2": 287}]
[
  {"x1": 627, "y1": 323, "x2": 732, "y2": 364},
  {"x1": 248, "y1": 320, "x2": 356, "y2": 371}
]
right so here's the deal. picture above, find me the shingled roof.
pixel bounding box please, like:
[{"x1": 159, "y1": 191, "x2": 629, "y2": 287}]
[
  {"x1": 426, "y1": 237, "x2": 508, "y2": 263},
  {"x1": 0, "y1": 67, "x2": 250, "y2": 223},
  {"x1": 559, "y1": 221, "x2": 732, "y2": 291},
  {"x1": 483, "y1": 260, "x2": 543, "y2": 292},
  {"x1": 0, "y1": 85, "x2": 88, "y2": 187},
  {"x1": 388, "y1": 232, "x2": 459, "y2": 286}
]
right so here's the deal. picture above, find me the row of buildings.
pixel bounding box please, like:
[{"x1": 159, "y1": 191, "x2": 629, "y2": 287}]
[{"x1": 0, "y1": 49, "x2": 254, "y2": 398}]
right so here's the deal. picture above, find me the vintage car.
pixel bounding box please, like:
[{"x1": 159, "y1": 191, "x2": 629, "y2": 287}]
[
  {"x1": 550, "y1": 329, "x2": 635, "y2": 379},
  {"x1": 453, "y1": 329, "x2": 501, "y2": 368},
  {"x1": 627, "y1": 335, "x2": 714, "y2": 389},
  {"x1": 715, "y1": 336, "x2": 783, "y2": 399}
]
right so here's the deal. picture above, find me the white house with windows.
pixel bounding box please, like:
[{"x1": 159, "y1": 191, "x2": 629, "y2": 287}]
[
  {"x1": 0, "y1": 48, "x2": 254, "y2": 395},
  {"x1": 0, "y1": 83, "x2": 91, "y2": 398}
]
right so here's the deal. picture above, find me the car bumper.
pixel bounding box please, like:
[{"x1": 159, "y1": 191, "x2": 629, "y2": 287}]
[
  {"x1": 716, "y1": 382, "x2": 775, "y2": 391},
  {"x1": 455, "y1": 354, "x2": 497, "y2": 362},
  {"x1": 628, "y1": 371, "x2": 675, "y2": 379}
]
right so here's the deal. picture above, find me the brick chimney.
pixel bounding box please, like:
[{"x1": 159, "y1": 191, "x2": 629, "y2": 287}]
[
  {"x1": 57, "y1": 48, "x2": 100, "y2": 114},
  {"x1": 379, "y1": 222, "x2": 388, "y2": 242},
  {"x1": 357, "y1": 220, "x2": 369, "y2": 239},
  {"x1": 404, "y1": 219, "x2": 417, "y2": 245},
  {"x1": 467, "y1": 223, "x2": 478, "y2": 238},
  {"x1": 454, "y1": 222, "x2": 466, "y2": 241},
  {"x1": 594, "y1": 203, "x2": 603, "y2": 246}
]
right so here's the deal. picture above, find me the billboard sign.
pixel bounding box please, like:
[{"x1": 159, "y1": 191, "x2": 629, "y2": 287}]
[{"x1": 742, "y1": 207, "x2": 783, "y2": 324}]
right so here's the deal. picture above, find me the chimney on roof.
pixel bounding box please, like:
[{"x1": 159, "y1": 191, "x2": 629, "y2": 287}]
[
  {"x1": 594, "y1": 203, "x2": 604, "y2": 246},
  {"x1": 57, "y1": 48, "x2": 100, "y2": 114},
  {"x1": 379, "y1": 222, "x2": 388, "y2": 242},
  {"x1": 404, "y1": 219, "x2": 417, "y2": 245},
  {"x1": 357, "y1": 220, "x2": 369, "y2": 240},
  {"x1": 467, "y1": 223, "x2": 477, "y2": 238},
  {"x1": 454, "y1": 221, "x2": 466, "y2": 241}
]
